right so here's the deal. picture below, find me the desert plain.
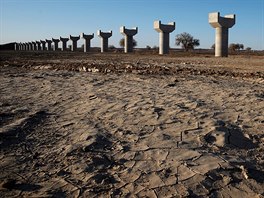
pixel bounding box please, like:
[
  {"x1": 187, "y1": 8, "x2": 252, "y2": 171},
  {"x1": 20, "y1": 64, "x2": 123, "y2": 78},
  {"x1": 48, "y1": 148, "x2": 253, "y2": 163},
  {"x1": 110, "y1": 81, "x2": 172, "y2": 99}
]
[{"x1": 0, "y1": 51, "x2": 264, "y2": 197}]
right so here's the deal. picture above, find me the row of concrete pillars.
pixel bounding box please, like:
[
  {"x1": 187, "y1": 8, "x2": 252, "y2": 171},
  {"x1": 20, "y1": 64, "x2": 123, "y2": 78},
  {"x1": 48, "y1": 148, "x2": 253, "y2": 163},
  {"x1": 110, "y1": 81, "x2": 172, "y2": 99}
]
[
  {"x1": 15, "y1": 12, "x2": 235, "y2": 57},
  {"x1": 16, "y1": 33, "x2": 95, "y2": 52}
]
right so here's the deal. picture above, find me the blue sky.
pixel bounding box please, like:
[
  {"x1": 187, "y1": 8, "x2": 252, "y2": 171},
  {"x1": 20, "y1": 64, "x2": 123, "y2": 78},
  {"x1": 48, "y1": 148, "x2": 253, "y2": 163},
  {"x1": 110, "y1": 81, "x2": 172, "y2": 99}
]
[{"x1": 1, "y1": 0, "x2": 263, "y2": 50}]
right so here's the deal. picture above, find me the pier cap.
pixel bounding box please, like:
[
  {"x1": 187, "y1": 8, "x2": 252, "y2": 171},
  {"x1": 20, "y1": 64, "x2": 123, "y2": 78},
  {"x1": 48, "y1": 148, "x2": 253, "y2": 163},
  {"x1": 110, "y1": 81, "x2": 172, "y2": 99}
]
[
  {"x1": 120, "y1": 26, "x2": 138, "y2": 36},
  {"x1": 154, "y1": 20, "x2": 175, "y2": 33},
  {"x1": 209, "y1": 12, "x2": 235, "y2": 28}
]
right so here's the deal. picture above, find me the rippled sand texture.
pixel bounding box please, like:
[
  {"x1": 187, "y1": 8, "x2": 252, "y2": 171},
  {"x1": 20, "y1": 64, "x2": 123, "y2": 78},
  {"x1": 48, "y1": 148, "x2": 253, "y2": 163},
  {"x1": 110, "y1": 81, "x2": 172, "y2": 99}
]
[{"x1": 0, "y1": 66, "x2": 264, "y2": 197}]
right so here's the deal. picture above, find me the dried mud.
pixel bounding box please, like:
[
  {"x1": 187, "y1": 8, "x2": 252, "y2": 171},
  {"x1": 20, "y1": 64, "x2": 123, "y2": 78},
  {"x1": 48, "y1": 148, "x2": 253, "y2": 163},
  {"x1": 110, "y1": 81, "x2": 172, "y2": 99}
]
[{"x1": 0, "y1": 51, "x2": 264, "y2": 197}]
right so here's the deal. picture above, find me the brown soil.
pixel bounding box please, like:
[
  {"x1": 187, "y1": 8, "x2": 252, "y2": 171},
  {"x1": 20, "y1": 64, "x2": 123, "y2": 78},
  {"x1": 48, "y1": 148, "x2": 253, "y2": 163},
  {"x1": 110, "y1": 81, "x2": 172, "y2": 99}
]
[{"x1": 0, "y1": 51, "x2": 264, "y2": 197}]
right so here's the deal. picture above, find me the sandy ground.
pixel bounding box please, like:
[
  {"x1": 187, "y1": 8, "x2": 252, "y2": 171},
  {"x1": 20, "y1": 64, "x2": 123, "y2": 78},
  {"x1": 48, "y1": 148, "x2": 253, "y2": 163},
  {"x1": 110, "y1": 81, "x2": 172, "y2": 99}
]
[{"x1": 0, "y1": 52, "x2": 264, "y2": 197}]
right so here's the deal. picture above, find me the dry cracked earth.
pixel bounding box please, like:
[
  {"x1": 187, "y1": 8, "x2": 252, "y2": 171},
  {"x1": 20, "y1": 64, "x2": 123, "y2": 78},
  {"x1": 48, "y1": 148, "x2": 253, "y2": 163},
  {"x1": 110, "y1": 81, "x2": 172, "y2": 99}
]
[{"x1": 0, "y1": 52, "x2": 264, "y2": 197}]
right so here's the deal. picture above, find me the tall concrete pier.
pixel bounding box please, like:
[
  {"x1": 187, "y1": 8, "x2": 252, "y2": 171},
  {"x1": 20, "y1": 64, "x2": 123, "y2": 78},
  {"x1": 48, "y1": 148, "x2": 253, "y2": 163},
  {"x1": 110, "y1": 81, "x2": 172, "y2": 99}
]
[
  {"x1": 24, "y1": 43, "x2": 28, "y2": 51},
  {"x1": 23, "y1": 43, "x2": 27, "y2": 51},
  {"x1": 209, "y1": 12, "x2": 236, "y2": 57},
  {"x1": 81, "y1": 33, "x2": 94, "y2": 52},
  {"x1": 46, "y1": 39, "x2": 52, "y2": 51},
  {"x1": 154, "y1": 20, "x2": 175, "y2": 55},
  {"x1": 97, "y1": 30, "x2": 112, "y2": 52},
  {"x1": 36, "y1": 41, "x2": 41, "y2": 51},
  {"x1": 69, "y1": 35, "x2": 80, "y2": 51},
  {"x1": 120, "y1": 26, "x2": 138, "y2": 53},
  {"x1": 60, "y1": 37, "x2": 69, "y2": 51},
  {"x1": 29, "y1": 42, "x2": 33, "y2": 51},
  {"x1": 32, "y1": 42, "x2": 36, "y2": 51},
  {"x1": 40, "y1": 40, "x2": 46, "y2": 51},
  {"x1": 20, "y1": 43, "x2": 23, "y2": 51},
  {"x1": 17, "y1": 43, "x2": 21, "y2": 50},
  {"x1": 20, "y1": 43, "x2": 24, "y2": 51},
  {"x1": 25, "y1": 43, "x2": 29, "y2": 50},
  {"x1": 14, "y1": 43, "x2": 18, "y2": 51},
  {"x1": 20, "y1": 43, "x2": 24, "y2": 50},
  {"x1": 52, "y1": 38, "x2": 60, "y2": 51}
]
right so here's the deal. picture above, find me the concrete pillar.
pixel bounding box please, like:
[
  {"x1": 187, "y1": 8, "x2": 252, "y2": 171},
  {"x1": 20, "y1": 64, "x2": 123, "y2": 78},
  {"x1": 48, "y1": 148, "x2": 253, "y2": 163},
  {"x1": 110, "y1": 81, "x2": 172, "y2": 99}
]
[
  {"x1": 36, "y1": 41, "x2": 41, "y2": 50},
  {"x1": 25, "y1": 43, "x2": 27, "y2": 50},
  {"x1": 60, "y1": 37, "x2": 69, "y2": 51},
  {"x1": 29, "y1": 42, "x2": 33, "y2": 51},
  {"x1": 25, "y1": 43, "x2": 29, "y2": 51},
  {"x1": 32, "y1": 42, "x2": 36, "y2": 51},
  {"x1": 154, "y1": 20, "x2": 175, "y2": 55},
  {"x1": 80, "y1": 33, "x2": 94, "y2": 52},
  {"x1": 97, "y1": 30, "x2": 112, "y2": 52},
  {"x1": 69, "y1": 35, "x2": 80, "y2": 51},
  {"x1": 120, "y1": 26, "x2": 138, "y2": 53},
  {"x1": 52, "y1": 38, "x2": 60, "y2": 51},
  {"x1": 14, "y1": 42, "x2": 18, "y2": 51},
  {"x1": 209, "y1": 12, "x2": 235, "y2": 57},
  {"x1": 40, "y1": 40, "x2": 46, "y2": 51},
  {"x1": 21, "y1": 43, "x2": 26, "y2": 51},
  {"x1": 46, "y1": 39, "x2": 52, "y2": 51}
]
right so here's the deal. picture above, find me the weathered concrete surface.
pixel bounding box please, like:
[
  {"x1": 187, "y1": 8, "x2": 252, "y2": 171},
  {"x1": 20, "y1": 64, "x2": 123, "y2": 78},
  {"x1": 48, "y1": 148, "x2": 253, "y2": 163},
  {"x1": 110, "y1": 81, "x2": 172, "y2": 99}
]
[
  {"x1": 120, "y1": 26, "x2": 138, "y2": 53},
  {"x1": 60, "y1": 37, "x2": 69, "y2": 51},
  {"x1": 52, "y1": 38, "x2": 60, "y2": 51},
  {"x1": 81, "y1": 33, "x2": 94, "y2": 52},
  {"x1": 46, "y1": 40, "x2": 52, "y2": 51},
  {"x1": 40, "y1": 40, "x2": 46, "y2": 51},
  {"x1": 69, "y1": 35, "x2": 80, "y2": 51},
  {"x1": 97, "y1": 30, "x2": 112, "y2": 53},
  {"x1": 154, "y1": 20, "x2": 176, "y2": 55},
  {"x1": 209, "y1": 12, "x2": 236, "y2": 57}
]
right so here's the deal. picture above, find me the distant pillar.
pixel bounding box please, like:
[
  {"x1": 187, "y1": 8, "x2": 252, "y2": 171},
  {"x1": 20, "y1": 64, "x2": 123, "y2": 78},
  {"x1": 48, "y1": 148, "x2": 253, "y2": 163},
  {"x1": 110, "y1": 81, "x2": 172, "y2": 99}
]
[
  {"x1": 120, "y1": 26, "x2": 138, "y2": 53},
  {"x1": 209, "y1": 12, "x2": 236, "y2": 57},
  {"x1": 46, "y1": 39, "x2": 52, "y2": 51},
  {"x1": 22, "y1": 43, "x2": 26, "y2": 51},
  {"x1": 14, "y1": 42, "x2": 18, "y2": 51},
  {"x1": 36, "y1": 41, "x2": 41, "y2": 50},
  {"x1": 81, "y1": 33, "x2": 94, "y2": 52},
  {"x1": 97, "y1": 30, "x2": 112, "y2": 52},
  {"x1": 52, "y1": 38, "x2": 60, "y2": 51},
  {"x1": 40, "y1": 40, "x2": 46, "y2": 51},
  {"x1": 32, "y1": 42, "x2": 36, "y2": 51},
  {"x1": 25, "y1": 43, "x2": 29, "y2": 51},
  {"x1": 18, "y1": 43, "x2": 21, "y2": 50},
  {"x1": 154, "y1": 20, "x2": 175, "y2": 55},
  {"x1": 60, "y1": 37, "x2": 69, "y2": 51},
  {"x1": 69, "y1": 35, "x2": 80, "y2": 51},
  {"x1": 29, "y1": 42, "x2": 33, "y2": 51}
]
